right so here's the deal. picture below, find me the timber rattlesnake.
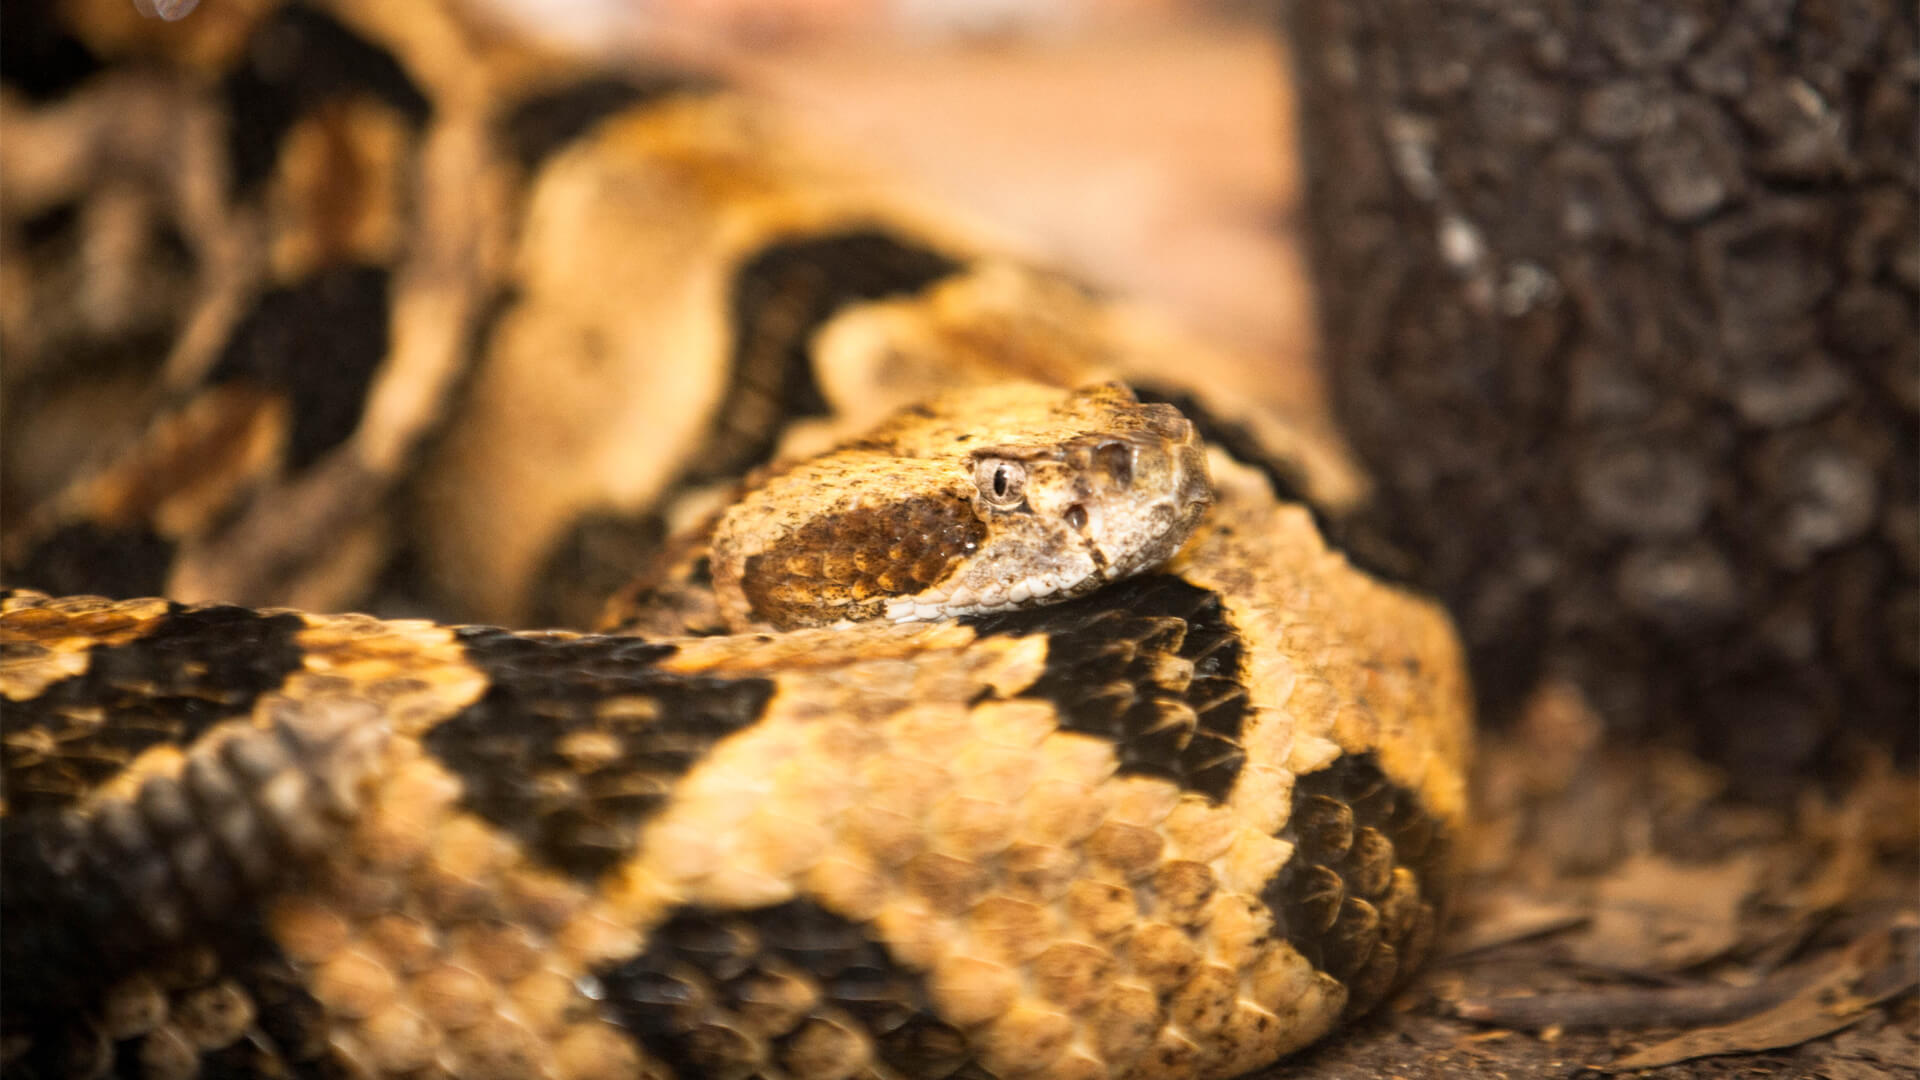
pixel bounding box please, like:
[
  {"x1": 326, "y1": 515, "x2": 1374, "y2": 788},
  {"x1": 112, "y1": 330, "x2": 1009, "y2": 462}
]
[{"x1": 0, "y1": 3, "x2": 1473, "y2": 1077}]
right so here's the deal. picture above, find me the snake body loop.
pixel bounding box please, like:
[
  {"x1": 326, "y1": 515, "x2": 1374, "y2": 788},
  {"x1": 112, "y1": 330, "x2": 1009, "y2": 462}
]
[{"x1": 0, "y1": 4, "x2": 1473, "y2": 1077}]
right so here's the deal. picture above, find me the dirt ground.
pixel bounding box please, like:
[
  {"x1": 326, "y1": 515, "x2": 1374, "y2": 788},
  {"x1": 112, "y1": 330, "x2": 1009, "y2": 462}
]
[{"x1": 1278, "y1": 690, "x2": 1918, "y2": 1079}]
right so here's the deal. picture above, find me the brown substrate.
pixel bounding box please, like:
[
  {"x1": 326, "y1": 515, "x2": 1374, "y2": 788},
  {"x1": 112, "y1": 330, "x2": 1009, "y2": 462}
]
[{"x1": 1254, "y1": 690, "x2": 1918, "y2": 1079}]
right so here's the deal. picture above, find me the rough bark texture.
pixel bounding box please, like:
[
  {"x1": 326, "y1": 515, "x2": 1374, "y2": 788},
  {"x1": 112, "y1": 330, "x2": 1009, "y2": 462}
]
[{"x1": 1286, "y1": 0, "x2": 1918, "y2": 785}]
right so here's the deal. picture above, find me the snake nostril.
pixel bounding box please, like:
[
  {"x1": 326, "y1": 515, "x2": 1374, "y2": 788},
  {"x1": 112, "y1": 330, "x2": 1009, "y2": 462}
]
[
  {"x1": 1094, "y1": 442, "x2": 1132, "y2": 488},
  {"x1": 1065, "y1": 504, "x2": 1089, "y2": 531}
]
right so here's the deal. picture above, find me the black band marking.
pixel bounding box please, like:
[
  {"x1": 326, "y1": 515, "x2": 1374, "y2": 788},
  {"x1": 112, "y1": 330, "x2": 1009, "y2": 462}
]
[
  {"x1": 1130, "y1": 383, "x2": 1422, "y2": 587},
  {"x1": 221, "y1": 3, "x2": 432, "y2": 199},
  {"x1": 697, "y1": 230, "x2": 966, "y2": 484},
  {"x1": 0, "y1": 810, "x2": 333, "y2": 1080},
  {"x1": 0, "y1": 3, "x2": 101, "y2": 102},
  {"x1": 595, "y1": 900, "x2": 973, "y2": 1078},
  {"x1": 1, "y1": 812, "x2": 147, "y2": 1023},
  {"x1": 208, "y1": 263, "x2": 392, "y2": 472},
  {"x1": 4, "y1": 697, "x2": 342, "y2": 1077},
  {"x1": 2, "y1": 605, "x2": 307, "y2": 816},
  {"x1": 965, "y1": 574, "x2": 1251, "y2": 803},
  {"x1": 499, "y1": 72, "x2": 719, "y2": 172},
  {"x1": 525, "y1": 508, "x2": 671, "y2": 630},
  {"x1": 428, "y1": 629, "x2": 774, "y2": 882},
  {"x1": 1263, "y1": 752, "x2": 1448, "y2": 1018},
  {"x1": 5, "y1": 521, "x2": 178, "y2": 601},
  {"x1": 17, "y1": 200, "x2": 81, "y2": 252}
]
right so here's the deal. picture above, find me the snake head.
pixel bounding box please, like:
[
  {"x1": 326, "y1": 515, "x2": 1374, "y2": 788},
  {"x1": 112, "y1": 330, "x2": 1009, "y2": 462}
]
[
  {"x1": 948, "y1": 399, "x2": 1212, "y2": 613},
  {"x1": 710, "y1": 381, "x2": 1213, "y2": 629}
]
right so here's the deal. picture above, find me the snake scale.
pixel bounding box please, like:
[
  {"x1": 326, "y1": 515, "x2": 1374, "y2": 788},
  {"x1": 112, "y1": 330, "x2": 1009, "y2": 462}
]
[{"x1": 0, "y1": 3, "x2": 1474, "y2": 1078}]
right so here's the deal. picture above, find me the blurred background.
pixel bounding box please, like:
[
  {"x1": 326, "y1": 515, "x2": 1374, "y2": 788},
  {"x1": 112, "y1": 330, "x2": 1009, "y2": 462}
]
[{"x1": 481, "y1": 0, "x2": 1320, "y2": 407}]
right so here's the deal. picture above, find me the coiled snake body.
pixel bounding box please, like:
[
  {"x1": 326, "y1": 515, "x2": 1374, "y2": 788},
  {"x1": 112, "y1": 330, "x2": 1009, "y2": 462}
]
[{"x1": 0, "y1": 3, "x2": 1473, "y2": 1077}]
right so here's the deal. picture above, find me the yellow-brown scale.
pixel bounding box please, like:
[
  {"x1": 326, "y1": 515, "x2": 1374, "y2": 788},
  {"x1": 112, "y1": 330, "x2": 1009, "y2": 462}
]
[
  {"x1": 515, "y1": 485, "x2": 1456, "y2": 1078},
  {"x1": 261, "y1": 738, "x2": 656, "y2": 1080},
  {"x1": 3, "y1": 470, "x2": 1466, "y2": 1079},
  {"x1": 0, "y1": 3, "x2": 1473, "y2": 1077}
]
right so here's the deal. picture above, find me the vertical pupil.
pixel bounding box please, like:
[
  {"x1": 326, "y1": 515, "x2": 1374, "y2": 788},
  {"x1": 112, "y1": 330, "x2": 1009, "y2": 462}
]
[{"x1": 993, "y1": 467, "x2": 1008, "y2": 496}]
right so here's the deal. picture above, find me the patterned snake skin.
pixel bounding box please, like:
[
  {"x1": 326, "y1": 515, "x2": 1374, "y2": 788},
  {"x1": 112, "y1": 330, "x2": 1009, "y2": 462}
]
[{"x1": 0, "y1": 2, "x2": 1474, "y2": 1077}]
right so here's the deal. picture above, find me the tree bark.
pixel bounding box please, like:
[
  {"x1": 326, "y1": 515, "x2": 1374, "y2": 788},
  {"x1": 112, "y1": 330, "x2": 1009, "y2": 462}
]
[{"x1": 1286, "y1": 0, "x2": 1917, "y2": 784}]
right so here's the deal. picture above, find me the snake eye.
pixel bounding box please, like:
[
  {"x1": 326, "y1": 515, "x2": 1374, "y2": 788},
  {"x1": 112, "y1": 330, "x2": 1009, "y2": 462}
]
[{"x1": 973, "y1": 457, "x2": 1027, "y2": 509}]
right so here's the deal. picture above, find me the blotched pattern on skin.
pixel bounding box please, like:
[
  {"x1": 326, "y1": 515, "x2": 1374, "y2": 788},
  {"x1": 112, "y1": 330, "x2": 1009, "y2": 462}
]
[
  {"x1": 1, "y1": 481, "x2": 1466, "y2": 1079},
  {"x1": 0, "y1": 2, "x2": 1473, "y2": 1075}
]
